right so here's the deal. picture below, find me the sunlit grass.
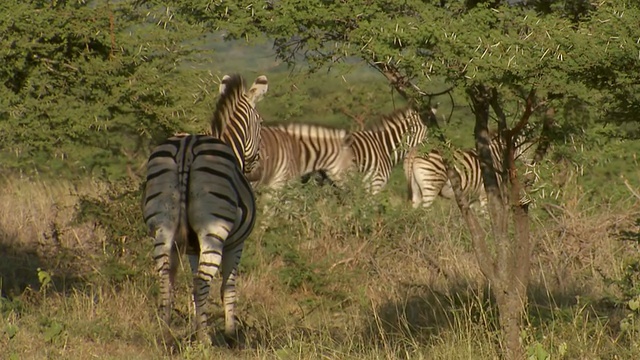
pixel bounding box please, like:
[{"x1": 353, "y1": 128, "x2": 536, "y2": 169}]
[{"x1": 1, "y1": 171, "x2": 639, "y2": 359}]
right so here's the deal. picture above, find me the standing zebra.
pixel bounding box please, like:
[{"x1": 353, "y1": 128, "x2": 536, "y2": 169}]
[
  {"x1": 403, "y1": 131, "x2": 536, "y2": 209},
  {"x1": 346, "y1": 108, "x2": 429, "y2": 194},
  {"x1": 143, "y1": 73, "x2": 268, "y2": 346}
]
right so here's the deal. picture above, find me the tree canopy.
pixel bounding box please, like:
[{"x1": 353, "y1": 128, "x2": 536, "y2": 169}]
[
  {"x1": 0, "y1": 0, "x2": 209, "y2": 177},
  {"x1": 161, "y1": 0, "x2": 639, "y2": 131},
  {"x1": 2, "y1": 0, "x2": 639, "y2": 177}
]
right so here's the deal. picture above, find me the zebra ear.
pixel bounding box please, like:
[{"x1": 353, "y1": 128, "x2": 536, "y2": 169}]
[
  {"x1": 218, "y1": 74, "x2": 233, "y2": 95},
  {"x1": 246, "y1": 75, "x2": 268, "y2": 106}
]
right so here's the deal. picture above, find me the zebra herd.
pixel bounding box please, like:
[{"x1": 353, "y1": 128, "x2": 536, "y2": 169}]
[{"x1": 142, "y1": 73, "x2": 539, "y2": 347}]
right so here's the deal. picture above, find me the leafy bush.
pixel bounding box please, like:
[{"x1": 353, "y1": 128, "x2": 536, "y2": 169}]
[{"x1": 75, "y1": 179, "x2": 149, "y2": 283}]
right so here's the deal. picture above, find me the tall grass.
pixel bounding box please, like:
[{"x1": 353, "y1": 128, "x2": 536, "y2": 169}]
[{"x1": 1, "y1": 169, "x2": 639, "y2": 359}]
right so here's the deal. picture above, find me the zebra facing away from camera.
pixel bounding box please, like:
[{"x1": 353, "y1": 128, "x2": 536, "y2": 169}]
[
  {"x1": 403, "y1": 131, "x2": 536, "y2": 210},
  {"x1": 346, "y1": 108, "x2": 429, "y2": 194},
  {"x1": 143, "y1": 73, "x2": 268, "y2": 347}
]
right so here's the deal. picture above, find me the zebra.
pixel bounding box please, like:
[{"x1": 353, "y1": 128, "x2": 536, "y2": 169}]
[
  {"x1": 346, "y1": 108, "x2": 430, "y2": 194},
  {"x1": 246, "y1": 122, "x2": 353, "y2": 192},
  {"x1": 279, "y1": 122, "x2": 353, "y2": 187},
  {"x1": 244, "y1": 125, "x2": 301, "y2": 192},
  {"x1": 403, "y1": 130, "x2": 536, "y2": 210},
  {"x1": 143, "y1": 73, "x2": 268, "y2": 347}
]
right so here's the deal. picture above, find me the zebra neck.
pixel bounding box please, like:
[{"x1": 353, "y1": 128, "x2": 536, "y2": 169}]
[
  {"x1": 373, "y1": 130, "x2": 410, "y2": 166},
  {"x1": 219, "y1": 133, "x2": 246, "y2": 171}
]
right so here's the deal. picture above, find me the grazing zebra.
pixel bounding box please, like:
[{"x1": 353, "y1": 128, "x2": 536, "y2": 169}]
[
  {"x1": 403, "y1": 131, "x2": 536, "y2": 209},
  {"x1": 143, "y1": 73, "x2": 268, "y2": 346},
  {"x1": 245, "y1": 125, "x2": 301, "y2": 192},
  {"x1": 280, "y1": 122, "x2": 353, "y2": 187},
  {"x1": 246, "y1": 122, "x2": 353, "y2": 191},
  {"x1": 346, "y1": 108, "x2": 429, "y2": 194}
]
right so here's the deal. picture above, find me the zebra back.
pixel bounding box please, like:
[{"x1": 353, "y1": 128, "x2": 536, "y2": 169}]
[
  {"x1": 211, "y1": 74, "x2": 268, "y2": 173},
  {"x1": 245, "y1": 125, "x2": 301, "y2": 189},
  {"x1": 277, "y1": 122, "x2": 353, "y2": 183}
]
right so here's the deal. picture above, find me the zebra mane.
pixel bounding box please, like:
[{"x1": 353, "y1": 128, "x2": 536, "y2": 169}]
[
  {"x1": 210, "y1": 74, "x2": 246, "y2": 138},
  {"x1": 365, "y1": 107, "x2": 421, "y2": 131}
]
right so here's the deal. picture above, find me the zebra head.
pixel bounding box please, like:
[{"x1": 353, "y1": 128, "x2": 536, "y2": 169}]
[
  {"x1": 379, "y1": 108, "x2": 430, "y2": 164},
  {"x1": 488, "y1": 124, "x2": 538, "y2": 164},
  {"x1": 514, "y1": 126, "x2": 539, "y2": 162},
  {"x1": 212, "y1": 74, "x2": 269, "y2": 173}
]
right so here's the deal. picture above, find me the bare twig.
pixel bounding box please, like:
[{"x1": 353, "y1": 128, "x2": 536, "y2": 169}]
[
  {"x1": 330, "y1": 240, "x2": 369, "y2": 271},
  {"x1": 339, "y1": 107, "x2": 367, "y2": 131},
  {"x1": 622, "y1": 176, "x2": 640, "y2": 201}
]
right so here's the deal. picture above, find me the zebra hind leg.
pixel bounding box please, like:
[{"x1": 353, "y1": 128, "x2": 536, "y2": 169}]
[
  {"x1": 220, "y1": 244, "x2": 245, "y2": 348},
  {"x1": 420, "y1": 178, "x2": 447, "y2": 209},
  {"x1": 152, "y1": 226, "x2": 180, "y2": 349},
  {"x1": 192, "y1": 233, "x2": 225, "y2": 345}
]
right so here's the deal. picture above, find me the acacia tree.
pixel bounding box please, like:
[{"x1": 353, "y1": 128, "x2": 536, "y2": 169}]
[
  {"x1": 160, "y1": 0, "x2": 639, "y2": 357},
  {"x1": 0, "y1": 0, "x2": 208, "y2": 178}
]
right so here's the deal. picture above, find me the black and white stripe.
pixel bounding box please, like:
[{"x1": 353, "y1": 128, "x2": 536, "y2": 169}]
[
  {"x1": 246, "y1": 122, "x2": 353, "y2": 191},
  {"x1": 245, "y1": 125, "x2": 301, "y2": 192},
  {"x1": 143, "y1": 73, "x2": 268, "y2": 346},
  {"x1": 404, "y1": 131, "x2": 535, "y2": 209},
  {"x1": 347, "y1": 108, "x2": 429, "y2": 194},
  {"x1": 279, "y1": 123, "x2": 353, "y2": 187}
]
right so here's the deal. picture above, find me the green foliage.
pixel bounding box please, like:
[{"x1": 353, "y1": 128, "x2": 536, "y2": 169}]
[
  {"x1": 36, "y1": 268, "x2": 53, "y2": 293},
  {"x1": 0, "y1": 0, "x2": 208, "y2": 179},
  {"x1": 0, "y1": 296, "x2": 25, "y2": 317},
  {"x1": 41, "y1": 319, "x2": 65, "y2": 344},
  {"x1": 4, "y1": 323, "x2": 18, "y2": 340},
  {"x1": 162, "y1": 0, "x2": 640, "y2": 133}
]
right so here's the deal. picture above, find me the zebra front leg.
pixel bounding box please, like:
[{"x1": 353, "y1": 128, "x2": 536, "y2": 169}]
[
  {"x1": 192, "y1": 233, "x2": 225, "y2": 345},
  {"x1": 474, "y1": 191, "x2": 489, "y2": 217},
  {"x1": 220, "y1": 243, "x2": 244, "y2": 347}
]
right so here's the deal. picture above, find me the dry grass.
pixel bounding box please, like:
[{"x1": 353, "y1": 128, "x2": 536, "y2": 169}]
[{"x1": 1, "y1": 173, "x2": 640, "y2": 359}]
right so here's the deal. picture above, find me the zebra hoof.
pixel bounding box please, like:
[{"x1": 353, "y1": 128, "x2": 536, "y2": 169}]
[
  {"x1": 158, "y1": 330, "x2": 179, "y2": 354},
  {"x1": 224, "y1": 334, "x2": 244, "y2": 349},
  {"x1": 224, "y1": 326, "x2": 245, "y2": 349}
]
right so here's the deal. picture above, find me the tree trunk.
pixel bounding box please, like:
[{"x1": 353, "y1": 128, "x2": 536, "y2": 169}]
[{"x1": 444, "y1": 84, "x2": 533, "y2": 359}]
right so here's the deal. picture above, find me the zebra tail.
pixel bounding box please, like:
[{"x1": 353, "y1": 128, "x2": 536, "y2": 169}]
[{"x1": 176, "y1": 155, "x2": 191, "y2": 255}]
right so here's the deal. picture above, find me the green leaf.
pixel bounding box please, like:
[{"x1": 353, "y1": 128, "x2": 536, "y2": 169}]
[
  {"x1": 36, "y1": 268, "x2": 52, "y2": 290},
  {"x1": 4, "y1": 324, "x2": 18, "y2": 340},
  {"x1": 43, "y1": 321, "x2": 64, "y2": 343}
]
